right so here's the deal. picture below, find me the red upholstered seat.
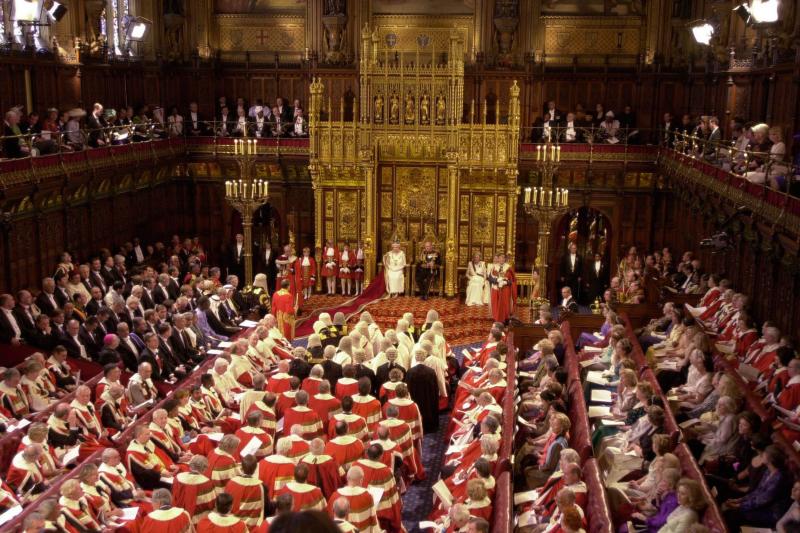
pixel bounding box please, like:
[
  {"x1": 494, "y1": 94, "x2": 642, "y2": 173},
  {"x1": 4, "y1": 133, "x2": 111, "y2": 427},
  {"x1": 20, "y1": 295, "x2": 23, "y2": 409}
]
[
  {"x1": 491, "y1": 471, "x2": 512, "y2": 533},
  {"x1": 582, "y1": 459, "x2": 613, "y2": 533},
  {"x1": 567, "y1": 380, "x2": 592, "y2": 463}
]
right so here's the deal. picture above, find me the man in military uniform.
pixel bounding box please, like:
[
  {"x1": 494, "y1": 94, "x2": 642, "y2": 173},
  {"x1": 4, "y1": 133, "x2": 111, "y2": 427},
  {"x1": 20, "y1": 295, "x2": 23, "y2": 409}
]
[{"x1": 416, "y1": 241, "x2": 441, "y2": 301}]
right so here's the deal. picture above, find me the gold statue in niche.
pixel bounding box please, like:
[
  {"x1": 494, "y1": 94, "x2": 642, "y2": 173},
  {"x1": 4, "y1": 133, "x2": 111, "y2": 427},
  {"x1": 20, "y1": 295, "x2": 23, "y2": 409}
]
[
  {"x1": 420, "y1": 92, "x2": 430, "y2": 124},
  {"x1": 374, "y1": 94, "x2": 384, "y2": 123},
  {"x1": 404, "y1": 91, "x2": 416, "y2": 124},
  {"x1": 389, "y1": 92, "x2": 400, "y2": 124},
  {"x1": 436, "y1": 93, "x2": 446, "y2": 124}
]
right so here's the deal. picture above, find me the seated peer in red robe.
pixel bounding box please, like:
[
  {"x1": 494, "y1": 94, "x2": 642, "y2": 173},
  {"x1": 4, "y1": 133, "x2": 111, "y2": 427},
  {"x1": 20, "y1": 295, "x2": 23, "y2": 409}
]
[
  {"x1": 137, "y1": 488, "x2": 193, "y2": 533},
  {"x1": 276, "y1": 463, "x2": 326, "y2": 512},
  {"x1": 258, "y1": 438, "x2": 298, "y2": 499},
  {"x1": 301, "y1": 438, "x2": 346, "y2": 501},
  {"x1": 309, "y1": 384, "x2": 342, "y2": 424},
  {"x1": 283, "y1": 390, "x2": 324, "y2": 439},
  {"x1": 354, "y1": 444, "x2": 403, "y2": 532},
  {"x1": 225, "y1": 455, "x2": 266, "y2": 530},
  {"x1": 206, "y1": 435, "x2": 242, "y2": 491},
  {"x1": 171, "y1": 457, "x2": 216, "y2": 527},
  {"x1": 326, "y1": 466, "x2": 381, "y2": 533},
  {"x1": 326, "y1": 420, "x2": 366, "y2": 472},
  {"x1": 328, "y1": 397, "x2": 369, "y2": 440},
  {"x1": 351, "y1": 378, "x2": 383, "y2": 432},
  {"x1": 196, "y1": 493, "x2": 249, "y2": 533},
  {"x1": 235, "y1": 412, "x2": 275, "y2": 459}
]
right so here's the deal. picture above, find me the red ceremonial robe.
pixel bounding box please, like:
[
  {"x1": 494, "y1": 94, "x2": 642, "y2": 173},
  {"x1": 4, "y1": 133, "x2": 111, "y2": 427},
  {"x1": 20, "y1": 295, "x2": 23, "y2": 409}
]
[
  {"x1": 309, "y1": 393, "x2": 342, "y2": 423},
  {"x1": 267, "y1": 373, "x2": 293, "y2": 395},
  {"x1": 206, "y1": 448, "x2": 241, "y2": 490},
  {"x1": 353, "y1": 458, "x2": 402, "y2": 531},
  {"x1": 138, "y1": 506, "x2": 193, "y2": 533},
  {"x1": 258, "y1": 455, "x2": 296, "y2": 498},
  {"x1": 325, "y1": 435, "x2": 365, "y2": 471},
  {"x1": 172, "y1": 471, "x2": 216, "y2": 525},
  {"x1": 351, "y1": 394, "x2": 382, "y2": 432},
  {"x1": 284, "y1": 405, "x2": 324, "y2": 439},
  {"x1": 334, "y1": 378, "x2": 360, "y2": 401},
  {"x1": 235, "y1": 426, "x2": 274, "y2": 458},
  {"x1": 277, "y1": 481, "x2": 326, "y2": 512},
  {"x1": 327, "y1": 412, "x2": 369, "y2": 440},
  {"x1": 327, "y1": 486, "x2": 380, "y2": 533},
  {"x1": 196, "y1": 511, "x2": 248, "y2": 533},
  {"x1": 301, "y1": 453, "x2": 345, "y2": 500},
  {"x1": 225, "y1": 474, "x2": 265, "y2": 529}
]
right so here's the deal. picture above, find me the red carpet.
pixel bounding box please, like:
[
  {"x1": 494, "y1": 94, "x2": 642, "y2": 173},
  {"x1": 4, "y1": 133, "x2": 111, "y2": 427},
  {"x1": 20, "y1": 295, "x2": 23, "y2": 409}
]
[
  {"x1": 294, "y1": 277, "x2": 388, "y2": 337},
  {"x1": 295, "y1": 279, "x2": 504, "y2": 346}
]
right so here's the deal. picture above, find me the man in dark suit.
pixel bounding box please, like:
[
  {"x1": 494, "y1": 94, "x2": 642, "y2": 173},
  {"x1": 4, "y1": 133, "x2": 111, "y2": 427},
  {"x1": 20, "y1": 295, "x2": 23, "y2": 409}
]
[
  {"x1": 375, "y1": 347, "x2": 406, "y2": 390},
  {"x1": 53, "y1": 273, "x2": 71, "y2": 308},
  {"x1": 704, "y1": 116, "x2": 722, "y2": 161},
  {"x1": 157, "y1": 323, "x2": 187, "y2": 379},
  {"x1": 321, "y1": 347, "x2": 343, "y2": 391},
  {"x1": 2, "y1": 109, "x2": 29, "y2": 158},
  {"x1": 116, "y1": 322, "x2": 141, "y2": 373},
  {"x1": 288, "y1": 349, "x2": 312, "y2": 382},
  {"x1": 405, "y1": 350, "x2": 440, "y2": 433},
  {"x1": 661, "y1": 112, "x2": 677, "y2": 146},
  {"x1": 140, "y1": 279, "x2": 156, "y2": 310},
  {"x1": 206, "y1": 297, "x2": 240, "y2": 337},
  {"x1": 262, "y1": 242, "x2": 278, "y2": 295},
  {"x1": 167, "y1": 267, "x2": 181, "y2": 300},
  {"x1": 61, "y1": 319, "x2": 93, "y2": 361},
  {"x1": 169, "y1": 314, "x2": 201, "y2": 365},
  {"x1": 153, "y1": 274, "x2": 172, "y2": 305},
  {"x1": 101, "y1": 256, "x2": 119, "y2": 287},
  {"x1": 186, "y1": 102, "x2": 208, "y2": 137},
  {"x1": 85, "y1": 286, "x2": 106, "y2": 317},
  {"x1": 86, "y1": 103, "x2": 108, "y2": 148},
  {"x1": 13, "y1": 290, "x2": 38, "y2": 341},
  {"x1": 559, "y1": 286, "x2": 579, "y2": 314},
  {"x1": 98, "y1": 336, "x2": 122, "y2": 367},
  {"x1": 89, "y1": 258, "x2": 108, "y2": 294},
  {"x1": 81, "y1": 317, "x2": 103, "y2": 360},
  {"x1": 584, "y1": 253, "x2": 608, "y2": 304},
  {"x1": 229, "y1": 233, "x2": 245, "y2": 286},
  {"x1": 36, "y1": 278, "x2": 61, "y2": 316},
  {"x1": 29, "y1": 314, "x2": 59, "y2": 351},
  {"x1": 543, "y1": 100, "x2": 563, "y2": 125},
  {"x1": 139, "y1": 332, "x2": 170, "y2": 382},
  {"x1": 559, "y1": 242, "x2": 583, "y2": 302},
  {"x1": 276, "y1": 97, "x2": 293, "y2": 123}
]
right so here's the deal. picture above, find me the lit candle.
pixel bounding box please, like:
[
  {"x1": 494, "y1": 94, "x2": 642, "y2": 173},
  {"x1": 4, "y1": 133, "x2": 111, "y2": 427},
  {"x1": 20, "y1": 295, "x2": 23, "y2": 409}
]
[
  {"x1": 556, "y1": 189, "x2": 561, "y2": 205},
  {"x1": 565, "y1": 189, "x2": 569, "y2": 204},
  {"x1": 557, "y1": 145, "x2": 561, "y2": 161},
  {"x1": 548, "y1": 190, "x2": 552, "y2": 205},
  {"x1": 551, "y1": 144, "x2": 555, "y2": 160}
]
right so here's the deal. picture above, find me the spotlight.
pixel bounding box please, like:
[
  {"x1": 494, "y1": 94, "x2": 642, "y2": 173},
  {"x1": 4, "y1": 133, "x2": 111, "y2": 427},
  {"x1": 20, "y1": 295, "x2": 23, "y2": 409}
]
[
  {"x1": 13, "y1": 0, "x2": 40, "y2": 21},
  {"x1": 123, "y1": 16, "x2": 151, "y2": 42},
  {"x1": 750, "y1": 0, "x2": 779, "y2": 24},
  {"x1": 47, "y1": 1, "x2": 67, "y2": 22},
  {"x1": 689, "y1": 21, "x2": 715, "y2": 45}
]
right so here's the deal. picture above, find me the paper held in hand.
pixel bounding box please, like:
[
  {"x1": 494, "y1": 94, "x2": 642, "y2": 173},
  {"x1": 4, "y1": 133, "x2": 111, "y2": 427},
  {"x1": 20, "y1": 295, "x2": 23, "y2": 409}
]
[
  {"x1": 62, "y1": 446, "x2": 81, "y2": 466},
  {"x1": 590, "y1": 389, "x2": 614, "y2": 403},
  {"x1": 240, "y1": 436, "x2": 262, "y2": 457},
  {"x1": 586, "y1": 371, "x2": 609, "y2": 386},
  {"x1": 240, "y1": 320, "x2": 259, "y2": 328},
  {"x1": 587, "y1": 405, "x2": 611, "y2": 418},
  {"x1": 432, "y1": 479, "x2": 454, "y2": 506},
  {"x1": 367, "y1": 486, "x2": 384, "y2": 508},
  {"x1": 118, "y1": 507, "x2": 140, "y2": 522},
  {"x1": 513, "y1": 489, "x2": 539, "y2": 505}
]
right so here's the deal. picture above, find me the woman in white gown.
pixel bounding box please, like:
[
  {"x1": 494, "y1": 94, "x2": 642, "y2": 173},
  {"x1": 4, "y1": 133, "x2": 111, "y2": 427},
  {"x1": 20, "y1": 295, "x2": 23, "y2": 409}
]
[
  {"x1": 384, "y1": 242, "x2": 406, "y2": 297},
  {"x1": 465, "y1": 252, "x2": 489, "y2": 306}
]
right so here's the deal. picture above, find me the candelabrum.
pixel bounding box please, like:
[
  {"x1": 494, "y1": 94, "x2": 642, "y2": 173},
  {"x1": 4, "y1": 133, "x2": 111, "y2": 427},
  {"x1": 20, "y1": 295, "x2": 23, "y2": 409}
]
[
  {"x1": 523, "y1": 142, "x2": 570, "y2": 309},
  {"x1": 225, "y1": 138, "x2": 269, "y2": 287}
]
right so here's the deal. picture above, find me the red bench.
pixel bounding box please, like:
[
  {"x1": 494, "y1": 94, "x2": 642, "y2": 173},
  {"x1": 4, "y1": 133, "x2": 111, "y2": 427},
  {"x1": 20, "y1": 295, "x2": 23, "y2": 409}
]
[{"x1": 583, "y1": 458, "x2": 614, "y2": 533}]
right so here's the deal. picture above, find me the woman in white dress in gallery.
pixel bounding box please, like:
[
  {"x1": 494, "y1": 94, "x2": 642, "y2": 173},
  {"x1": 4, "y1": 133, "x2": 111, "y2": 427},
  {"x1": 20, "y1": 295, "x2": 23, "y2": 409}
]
[
  {"x1": 465, "y1": 252, "x2": 489, "y2": 306},
  {"x1": 384, "y1": 241, "x2": 407, "y2": 297}
]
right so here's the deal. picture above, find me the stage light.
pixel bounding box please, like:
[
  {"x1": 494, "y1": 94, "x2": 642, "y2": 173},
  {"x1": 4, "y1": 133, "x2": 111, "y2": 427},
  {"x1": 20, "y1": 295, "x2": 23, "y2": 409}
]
[
  {"x1": 750, "y1": 0, "x2": 779, "y2": 24},
  {"x1": 124, "y1": 16, "x2": 151, "y2": 42},
  {"x1": 13, "y1": 0, "x2": 40, "y2": 21},
  {"x1": 47, "y1": 2, "x2": 67, "y2": 22},
  {"x1": 690, "y1": 22, "x2": 715, "y2": 45}
]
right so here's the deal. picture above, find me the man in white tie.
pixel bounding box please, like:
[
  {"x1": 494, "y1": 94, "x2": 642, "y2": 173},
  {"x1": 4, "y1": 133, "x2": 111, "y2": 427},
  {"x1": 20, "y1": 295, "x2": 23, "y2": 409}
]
[
  {"x1": 35, "y1": 278, "x2": 60, "y2": 316},
  {"x1": 560, "y1": 287, "x2": 579, "y2": 314},
  {"x1": 559, "y1": 242, "x2": 583, "y2": 302},
  {"x1": 562, "y1": 112, "x2": 579, "y2": 143},
  {"x1": 63, "y1": 319, "x2": 90, "y2": 360},
  {"x1": 0, "y1": 293, "x2": 23, "y2": 345}
]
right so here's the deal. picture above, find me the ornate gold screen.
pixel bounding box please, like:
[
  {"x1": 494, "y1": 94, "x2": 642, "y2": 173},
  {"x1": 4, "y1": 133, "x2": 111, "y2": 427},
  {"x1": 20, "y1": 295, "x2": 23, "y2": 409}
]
[{"x1": 309, "y1": 25, "x2": 520, "y2": 297}]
